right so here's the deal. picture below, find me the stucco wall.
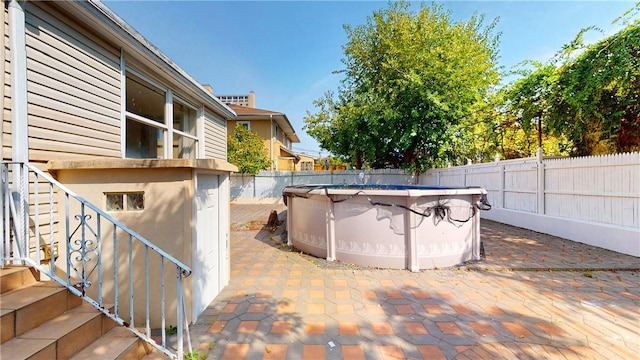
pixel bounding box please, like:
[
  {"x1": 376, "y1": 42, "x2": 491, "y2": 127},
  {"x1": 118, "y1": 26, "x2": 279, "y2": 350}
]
[{"x1": 53, "y1": 167, "x2": 194, "y2": 326}]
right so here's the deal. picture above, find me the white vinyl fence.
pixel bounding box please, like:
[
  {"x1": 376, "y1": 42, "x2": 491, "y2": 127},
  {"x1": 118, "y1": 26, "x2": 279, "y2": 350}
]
[
  {"x1": 421, "y1": 152, "x2": 640, "y2": 257},
  {"x1": 231, "y1": 169, "x2": 415, "y2": 204}
]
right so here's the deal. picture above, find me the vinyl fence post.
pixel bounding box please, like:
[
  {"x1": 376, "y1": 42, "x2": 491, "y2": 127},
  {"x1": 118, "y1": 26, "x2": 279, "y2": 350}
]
[{"x1": 537, "y1": 148, "x2": 545, "y2": 215}]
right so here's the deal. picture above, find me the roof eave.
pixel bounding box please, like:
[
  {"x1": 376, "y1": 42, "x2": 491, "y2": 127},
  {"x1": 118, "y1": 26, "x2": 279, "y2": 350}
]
[
  {"x1": 232, "y1": 111, "x2": 300, "y2": 143},
  {"x1": 61, "y1": 0, "x2": 236, "y2": 119}
]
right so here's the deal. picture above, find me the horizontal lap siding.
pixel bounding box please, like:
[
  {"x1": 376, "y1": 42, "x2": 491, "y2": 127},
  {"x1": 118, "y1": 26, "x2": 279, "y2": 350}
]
[
  {"x1": 3, "y1": 7, "x2": 11, "y2": 160},
  {"x1": 204, "y1": 111, "x2": 227, "y2": 160},
  {"x1": 25, "y1": 2, "x2": 121, "y2": 162}
]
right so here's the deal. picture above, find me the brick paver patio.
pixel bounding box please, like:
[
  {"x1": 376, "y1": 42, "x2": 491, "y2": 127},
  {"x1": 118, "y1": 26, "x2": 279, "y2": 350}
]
[{"x1": 184, "y1": 204, "x2": 639, "y2": 359}]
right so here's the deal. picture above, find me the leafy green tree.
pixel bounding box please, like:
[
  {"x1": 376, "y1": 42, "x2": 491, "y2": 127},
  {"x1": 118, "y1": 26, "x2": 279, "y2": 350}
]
[
  {"x1": 304, "y1": 1, "x2": 500, "y2": 173},
  {"x1": 503, "y1": 3, "x2": 640, "y2": 156},
  {"x1": 503, "y1": 62, "x2": 558, "y2": 149},
  {"x1": 549, "y1": 21, "x2": 640, "y2": 155},
  {"x1": 441, "y1": 91, "x2": 502, "y2": 166},
  {"x1": 227, "y1": 125, "x2": 271, "y2": 175}
]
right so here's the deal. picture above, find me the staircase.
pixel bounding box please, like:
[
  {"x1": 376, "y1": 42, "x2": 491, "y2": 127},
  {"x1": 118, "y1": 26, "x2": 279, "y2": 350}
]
[
  {"x1": 0, "y1": 266, "x2": 159, "y2": 359},
  {"x1": 2, "y1": 161, "x2": 191, "y2": 359}
]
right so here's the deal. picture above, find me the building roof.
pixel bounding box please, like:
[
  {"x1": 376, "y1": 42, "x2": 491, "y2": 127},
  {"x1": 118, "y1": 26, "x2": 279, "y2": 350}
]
[
  {"x1": 229, "y1": 105, "x2": 300, "y2": 143},
  {"x1": 279, "y1": 146, "x2": 299, "y2": 160}
]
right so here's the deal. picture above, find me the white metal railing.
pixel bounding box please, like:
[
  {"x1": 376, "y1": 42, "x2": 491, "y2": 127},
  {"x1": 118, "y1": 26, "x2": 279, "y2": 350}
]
[{"x1": 1, "y1": 162, "x2": 192, "y2": 359}]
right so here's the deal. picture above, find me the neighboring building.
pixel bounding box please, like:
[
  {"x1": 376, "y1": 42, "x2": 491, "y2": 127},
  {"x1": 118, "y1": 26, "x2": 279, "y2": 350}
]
[
  {"x1": 226, "y1": 104, "x2": 304, "y2": 171},
  {"x1": 1, "y1": 0, "x2": 237, "y2": 333},
  {"x1": 214, "y1": 90, "x2": 256, "y2": 108},
  {"x1": 295, "y1": 153, "x2": 317, "y2": 171}
]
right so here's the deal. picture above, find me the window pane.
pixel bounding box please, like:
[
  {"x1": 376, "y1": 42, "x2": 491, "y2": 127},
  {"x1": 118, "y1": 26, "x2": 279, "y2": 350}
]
[
  {"x1": 126, "y1": 119, "x2": 164, "y2": 159},
  {"x1": 106, "y1": 194, "x2": 123, "y2": 211},
  {"x1": 126, "y1": 72, "x2": 165, "y2": 124},
  {"x1": 173, "y1": 133, "x2": 196, "y2": 159},
  {"x1": 127, "y1": 193, "x2": 144, "y2": 211},
  {"x1": 173, "y1": 101, "x2": 196, "y2": 135}
]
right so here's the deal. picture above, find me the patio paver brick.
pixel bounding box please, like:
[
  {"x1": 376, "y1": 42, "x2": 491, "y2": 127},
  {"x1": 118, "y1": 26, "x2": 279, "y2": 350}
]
[{"x1": 180, "y1": 204, "x2": 640, "y2": 360}]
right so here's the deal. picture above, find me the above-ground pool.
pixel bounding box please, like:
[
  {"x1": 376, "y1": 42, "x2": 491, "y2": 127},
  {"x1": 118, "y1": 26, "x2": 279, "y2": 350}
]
[{"x1": 282, "y1": 184, "x2": 490, "y2": 271}]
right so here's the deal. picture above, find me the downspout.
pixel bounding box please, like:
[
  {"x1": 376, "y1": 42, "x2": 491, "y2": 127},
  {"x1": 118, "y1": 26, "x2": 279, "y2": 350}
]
[
  {"x1": 120, "y1": 50, "x2": 126, "y2": 157},
  {"x1": 9, "y1": 0, "x2": 28, "y2": 163},
  {"x1": 270, "y1": 114, "x2": 273, "y2": 171},
  {"x1": 8, "y1": 0, "x2": 28, "y2": 254}
]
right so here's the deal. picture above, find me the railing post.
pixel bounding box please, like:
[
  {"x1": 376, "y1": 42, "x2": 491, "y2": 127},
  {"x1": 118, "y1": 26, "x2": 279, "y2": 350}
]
[
  {"x1": 0, "y1": 164, "x2": 5, "y2": 267},
  {"x1": 16, "y1": 163, "x2": 28, "y2": 261},
  {"x1": 48, "y1": 183, "x2": 55, "y2": 274},
  {"x1": 176, "y1": 268, "x2": 184, "y2": 360},
  {"x1": 34, "y1": 173, "x2": 40, "y2": 265},
  {"x1": 65, "y1": 193, "x2": 71, "y2": 286}
]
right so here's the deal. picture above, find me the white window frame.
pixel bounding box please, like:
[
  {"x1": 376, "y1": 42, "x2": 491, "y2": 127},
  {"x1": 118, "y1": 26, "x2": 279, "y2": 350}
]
[
  {"x1": 171, "y1": 94, "x2": 200, "y2": 159},
  {"x1": 122, "y1": 66, "x2": 201, "y2": 159},
  {"x1": 238, "y1": 121, "x2": 250, "y2": 130}
]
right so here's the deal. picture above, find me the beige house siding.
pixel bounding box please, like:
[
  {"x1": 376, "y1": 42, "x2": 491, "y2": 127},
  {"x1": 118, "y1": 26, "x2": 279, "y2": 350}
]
[
  {"x1": 24, "y1": 2, "x2": 121, "y2": 162},
  {"x1": 3, "y1": 6, "x2": 11, "y2": 161},
  {"x1": 2, "y1": 0, "x2": 237, "y2": 328},
  {"x1": 204, "y1": 110, "x2": 227, "y2": 160},
  {"x1": 5, "y1": 1, "x2": 232, "y2": 164}
]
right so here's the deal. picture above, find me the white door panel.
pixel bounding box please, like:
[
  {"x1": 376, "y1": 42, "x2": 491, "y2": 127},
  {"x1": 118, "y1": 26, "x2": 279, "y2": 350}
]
[{"x1": 194, "y1": 174, "x2": 219, "y2": 318}]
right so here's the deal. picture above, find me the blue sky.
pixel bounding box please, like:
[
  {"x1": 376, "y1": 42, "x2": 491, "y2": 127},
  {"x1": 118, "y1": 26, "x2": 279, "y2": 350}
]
[{"x1": 104, "y1": 0, "x2": 636, "y2": 157}]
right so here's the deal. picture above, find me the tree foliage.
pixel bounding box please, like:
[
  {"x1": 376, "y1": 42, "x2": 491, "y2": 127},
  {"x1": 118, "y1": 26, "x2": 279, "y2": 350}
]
[
  {"x1": 227, "y1": 125, "x2": 271, "y2": 175},
  {"x1": 549, "y1": 22, "x2": 640, "y2": 154},
  {"x1": 304, "y1": 1, "x2": 500, "y2": 172},
  {"x1": 503, "y1": 3, "x2": 640, "y2": 156}
]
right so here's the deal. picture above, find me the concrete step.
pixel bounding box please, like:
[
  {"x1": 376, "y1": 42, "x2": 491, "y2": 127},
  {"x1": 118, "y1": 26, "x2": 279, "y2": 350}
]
[
  {"x1": 0, "y1": 281, "x2": 82, "y2": 342},
  {"x1": 3, "y1": 303, "x2": 105, "y2": 359},
  {"x1": 0, "y1": 266, "x2": 38, "y2": 294},
  {"x1": 141, "y1": 350, "x2": 172, "y2": 360},
  {"x1": 70, "y1": 327, "x2": 151, "y2": 360},
  {"x1": 0, "y1": 266, "x2": 155, "y2": 359}
]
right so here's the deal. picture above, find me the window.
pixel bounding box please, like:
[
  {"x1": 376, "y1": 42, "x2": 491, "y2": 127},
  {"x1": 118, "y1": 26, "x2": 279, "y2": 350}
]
[
  {"x1": 274, "y1": 124, "x2": 278, "y2": 139},
  {"x1": 106, "y1": 192, "x2": 144, "y2": 212},
  {"x1": 238, "y1": 121, "x2": 250, "y2": 130},
  {"x1": 125, "y1": 70, "x2": 199, "y2": 159},
  {"x1": 173, "y1": 99, "x2": 198, "y2": 159},
  {"x1": 125, "y1": 72, "x2": 165, "y2": 159},
  {"x1": 301, "y1": 161, "x2": 313, "y2": 171}
]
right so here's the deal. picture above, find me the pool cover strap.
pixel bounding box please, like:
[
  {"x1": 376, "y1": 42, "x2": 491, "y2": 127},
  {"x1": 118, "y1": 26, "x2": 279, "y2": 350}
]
[{"x1": 283, "y1": 186, "x2": 492, "y2": 228}]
